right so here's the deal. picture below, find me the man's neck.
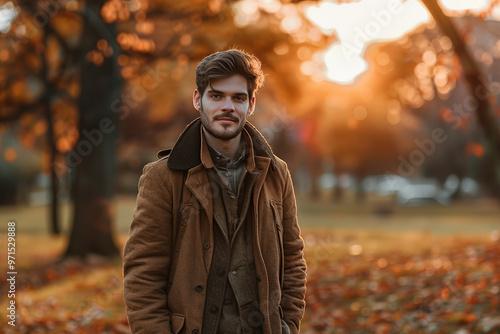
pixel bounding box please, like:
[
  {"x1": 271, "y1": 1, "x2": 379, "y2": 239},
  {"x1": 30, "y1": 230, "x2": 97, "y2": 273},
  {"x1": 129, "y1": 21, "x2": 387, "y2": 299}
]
[{"x1": 202, "y1": 127, "x2": 242, "y2": 159}]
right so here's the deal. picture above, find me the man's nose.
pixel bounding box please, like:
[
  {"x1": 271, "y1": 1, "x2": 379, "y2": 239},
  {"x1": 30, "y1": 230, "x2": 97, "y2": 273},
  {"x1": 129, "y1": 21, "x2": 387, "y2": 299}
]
[{"x1": 221, "y1": 97, "x2": 235, "y2": 111}]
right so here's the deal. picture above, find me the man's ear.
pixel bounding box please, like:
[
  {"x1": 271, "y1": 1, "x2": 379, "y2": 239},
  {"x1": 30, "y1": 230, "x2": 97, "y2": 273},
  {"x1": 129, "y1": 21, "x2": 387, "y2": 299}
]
[
  {"x1": 193, "y1": 89, "x2": 201, "y2": 112},
  {"x1": 248, "y1": 95, "x2": 256, "y2": 116}
]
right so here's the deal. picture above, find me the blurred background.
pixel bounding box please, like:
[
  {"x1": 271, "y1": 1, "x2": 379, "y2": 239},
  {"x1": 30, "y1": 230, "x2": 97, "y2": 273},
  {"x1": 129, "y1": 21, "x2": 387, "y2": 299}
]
[{"x1": 1, "y1": 0, "x2": 500, "y2": 333}]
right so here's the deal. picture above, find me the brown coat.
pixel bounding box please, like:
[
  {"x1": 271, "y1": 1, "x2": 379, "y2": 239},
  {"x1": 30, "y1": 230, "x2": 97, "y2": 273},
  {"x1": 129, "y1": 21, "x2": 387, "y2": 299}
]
[{"x1": 123, "y1": 119, "x2": 307, "y2": 334}]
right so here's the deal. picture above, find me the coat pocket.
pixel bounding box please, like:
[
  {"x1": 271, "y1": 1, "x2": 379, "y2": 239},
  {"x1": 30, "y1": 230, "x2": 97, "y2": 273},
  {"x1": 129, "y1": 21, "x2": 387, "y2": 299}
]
[
  {"x1": 171, "y1": 313, "x2": 185, "y2": 334},
  {"x1": 271, "y1": 200, "x2": 284, "y2": 290}
]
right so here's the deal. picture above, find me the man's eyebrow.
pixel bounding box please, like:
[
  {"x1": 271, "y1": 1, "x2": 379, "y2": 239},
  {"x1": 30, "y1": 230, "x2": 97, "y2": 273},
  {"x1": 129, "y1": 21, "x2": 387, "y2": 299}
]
[
  {"x1": 207, "y1": 89, "x2": 224, "y2": 94},
  {"x1": 207, "y1": 89, "x2": 248, "y2": 97}
]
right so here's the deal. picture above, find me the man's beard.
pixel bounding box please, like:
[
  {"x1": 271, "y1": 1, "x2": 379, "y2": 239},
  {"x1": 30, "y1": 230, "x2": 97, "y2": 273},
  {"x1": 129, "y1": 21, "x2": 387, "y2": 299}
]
[{"x1": 200, "y1": 106, "x2": 247, "y2": 140}]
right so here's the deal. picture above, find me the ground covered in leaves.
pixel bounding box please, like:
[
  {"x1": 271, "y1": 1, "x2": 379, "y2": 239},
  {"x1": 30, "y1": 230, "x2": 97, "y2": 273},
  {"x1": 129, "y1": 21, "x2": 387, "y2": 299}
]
[
  {"x1": 1, "y1": 232, "x2": 499, "y2": 333},
  {"x1": 302, "y1": 231, "x2": 500, "y2": 334},
  {"x1": 1, "y1": 199, "x2": 500, "y2": 333}
]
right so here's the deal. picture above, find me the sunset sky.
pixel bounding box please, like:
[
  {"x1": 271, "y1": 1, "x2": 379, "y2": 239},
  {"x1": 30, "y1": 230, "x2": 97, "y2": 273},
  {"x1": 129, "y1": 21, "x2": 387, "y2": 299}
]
[{"x1": 304, "y1": 0, "x2": 499, "y2": 84}]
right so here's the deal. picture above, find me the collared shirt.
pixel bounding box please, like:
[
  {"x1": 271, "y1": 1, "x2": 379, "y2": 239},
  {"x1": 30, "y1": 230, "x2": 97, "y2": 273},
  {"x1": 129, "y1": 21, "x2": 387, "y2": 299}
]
[
  {"x1": 201, "y1": 127, "x2": 257, "y2": 174},
  {"x1": 200, "y1": 128, "x2": 257, "y2": 195},
  {"x1": 208, "y1": 140, "x2": 246, "y2": 195}
]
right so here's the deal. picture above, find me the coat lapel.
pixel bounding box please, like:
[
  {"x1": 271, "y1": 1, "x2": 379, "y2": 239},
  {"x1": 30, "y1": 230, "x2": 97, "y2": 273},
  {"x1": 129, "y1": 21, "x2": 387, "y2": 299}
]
[
  {"x1": 252, "y1": 156, "x2": 271, "y2": 230},
  {"x1": 184, "y1": 164, "x2": 213, "y2": 226}
]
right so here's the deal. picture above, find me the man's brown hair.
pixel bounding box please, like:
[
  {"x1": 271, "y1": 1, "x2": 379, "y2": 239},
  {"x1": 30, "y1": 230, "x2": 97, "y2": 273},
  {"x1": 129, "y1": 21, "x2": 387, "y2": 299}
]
[{"x1": 195, "y1": 49, "x2": 265, "y2": 98}]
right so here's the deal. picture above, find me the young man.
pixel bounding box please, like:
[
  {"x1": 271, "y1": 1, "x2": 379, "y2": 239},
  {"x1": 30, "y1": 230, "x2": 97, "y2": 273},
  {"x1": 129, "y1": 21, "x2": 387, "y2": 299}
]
[{"x1": 123, "y1": 49, "x2": 306, "y2": 334}]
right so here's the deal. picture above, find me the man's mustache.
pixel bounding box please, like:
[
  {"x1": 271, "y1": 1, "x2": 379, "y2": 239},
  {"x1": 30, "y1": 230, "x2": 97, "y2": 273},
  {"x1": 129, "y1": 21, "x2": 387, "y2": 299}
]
[{"x1": 214, "y1": 113, "x2": 239, "y2": 122}]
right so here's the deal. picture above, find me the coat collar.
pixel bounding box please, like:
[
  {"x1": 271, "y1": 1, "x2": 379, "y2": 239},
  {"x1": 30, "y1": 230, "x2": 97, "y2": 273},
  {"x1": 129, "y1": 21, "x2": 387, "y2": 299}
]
[{"x1": 157, "y1": 118, "x2": 277, "y2": 171}]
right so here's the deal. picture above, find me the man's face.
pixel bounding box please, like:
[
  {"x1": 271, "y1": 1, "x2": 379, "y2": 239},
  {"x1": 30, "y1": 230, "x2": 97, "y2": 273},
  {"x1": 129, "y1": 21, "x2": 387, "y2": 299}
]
[{"x1": 193, "y1": 74, "x2": 255, "y2": 140}]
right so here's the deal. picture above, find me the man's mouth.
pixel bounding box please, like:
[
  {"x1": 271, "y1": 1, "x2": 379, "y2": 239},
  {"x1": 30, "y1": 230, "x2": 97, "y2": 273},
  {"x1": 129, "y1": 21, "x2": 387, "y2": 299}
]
[{"x1": 214, "y1": 115, "x2": 238, "y2": 123}]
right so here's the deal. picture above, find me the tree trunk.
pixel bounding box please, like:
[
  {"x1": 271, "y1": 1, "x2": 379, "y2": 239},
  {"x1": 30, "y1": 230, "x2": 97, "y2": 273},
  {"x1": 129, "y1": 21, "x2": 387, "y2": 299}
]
[
  {"x1": 64, "y1": 1, "x2": 121, "y2": 257},
  {"x1": 421, "y1": 0, "x2": 500, "y2": 183},
  {"x1": 41, "y1": 24, "x2": 60, "y2": 235}
]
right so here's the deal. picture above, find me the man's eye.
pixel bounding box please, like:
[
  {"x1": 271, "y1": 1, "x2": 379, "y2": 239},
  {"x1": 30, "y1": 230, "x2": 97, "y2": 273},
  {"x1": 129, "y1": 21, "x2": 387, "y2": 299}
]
[
  {"x1": 235, "y1": 97, "x2": 246, "y2": 102},
  {"x1": 211, "y1": 94, "x2": 221, "y2": 99}
]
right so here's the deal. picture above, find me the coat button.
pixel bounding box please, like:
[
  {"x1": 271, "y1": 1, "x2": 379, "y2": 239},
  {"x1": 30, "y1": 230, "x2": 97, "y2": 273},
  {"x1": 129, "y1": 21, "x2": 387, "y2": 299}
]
[
  {"x1": 210, "y1": 306, "x2": 218, "y2": 314},
  {"x1": 232, "y1": 270, "x2": 237, "y2": 275},
  {"x1": 195, "y1": 285, "x2": 203, "y2": 292},
  {"x1": 192, "y1": 330, "x2": 199, "y2": 334},
  {"x1": 203, "y1": 242, "x2": 210, "y2": 250},
  {"x1": 224, "y1": 299, "x2": 232, "y2": 306},
  {"x1": 257, "y1": 275, "x2": 262, "y2": 282},
  {"x1": 216, "y1": 268, "x2": 225, "y2": 276}
]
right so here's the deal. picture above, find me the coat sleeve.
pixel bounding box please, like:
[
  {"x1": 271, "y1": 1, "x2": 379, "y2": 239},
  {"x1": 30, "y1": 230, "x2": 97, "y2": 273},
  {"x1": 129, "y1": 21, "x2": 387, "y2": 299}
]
[
  {"x1": 123, "y1": 162, "x2": 174, "y2": 334},
  {"x1": 281, "y1": 167, "x2": 307, "y2": 334}
]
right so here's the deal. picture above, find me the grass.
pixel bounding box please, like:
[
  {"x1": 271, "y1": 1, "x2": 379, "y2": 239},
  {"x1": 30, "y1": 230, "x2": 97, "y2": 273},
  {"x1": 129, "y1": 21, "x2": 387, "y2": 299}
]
[{"x1": 1, "y1": 194, "x2": 499, "y2": 236}]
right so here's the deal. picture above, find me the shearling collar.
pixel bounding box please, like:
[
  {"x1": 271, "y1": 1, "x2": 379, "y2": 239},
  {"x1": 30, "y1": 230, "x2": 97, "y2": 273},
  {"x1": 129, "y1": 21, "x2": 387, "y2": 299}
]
[{"x1": 157, "y1": 118, "x2": 277, "y2": 171}]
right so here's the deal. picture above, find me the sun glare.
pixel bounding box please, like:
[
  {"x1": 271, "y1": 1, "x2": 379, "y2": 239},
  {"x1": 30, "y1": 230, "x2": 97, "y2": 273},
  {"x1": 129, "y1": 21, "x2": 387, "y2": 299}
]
[
  {"x1": 439, "y1": 0, "x2": 490, "y2": 12},
  {"x1": 304, "y1": 0, "x2": 495, "y2": 84},
  {"x1": 0, "y1": 1, "x2": 18, "y2": 34},
  {"x1": 323, "y1": 44, "x2": 368, "y2": 84}
]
